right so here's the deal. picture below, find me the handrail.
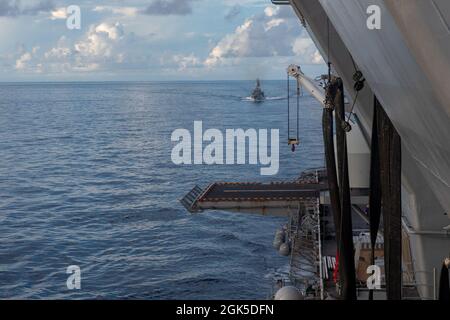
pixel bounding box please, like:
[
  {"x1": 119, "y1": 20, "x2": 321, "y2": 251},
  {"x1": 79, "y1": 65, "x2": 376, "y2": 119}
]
[{"x1": 316, "y1": 199, "x2": 324, "y2": 299}]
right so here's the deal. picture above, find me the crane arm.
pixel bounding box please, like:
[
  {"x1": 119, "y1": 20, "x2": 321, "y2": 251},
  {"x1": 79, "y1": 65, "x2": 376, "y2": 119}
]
[{"x1": 287, "y1": 64, "x2": 326, "y2": 107}]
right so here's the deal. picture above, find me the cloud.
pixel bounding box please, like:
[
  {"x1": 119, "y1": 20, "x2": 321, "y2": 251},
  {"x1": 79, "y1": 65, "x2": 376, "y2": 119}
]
[
  {"x1": 15, "y1": 52, "x2": 32, "y2": 70},
  {"x1": 72, "y1": 22, "x2": 125, "y2": 60},
  {"x1": 93, "y1": 22, "x2": 124, "y2": 41},
  {"x1": 44, "y1": 45, "x2": 71, "y2": 60},
  {"x1": 205, "y1": 6, "x2": 323, "y2": 67},
  {"x1": 160, "y1": 52, "x2": 201, "y2": 71},
  {"x1": 1, "y1": 2, "x2": 324, "y2": 80},
  {"x1": 172, "y1": 53, "x2": 200, "y2": 70},
  {"x1": 93, "y1": 6, "x2": 138, "y2": 17},
  {"x1": 292, "y1": 37, "x2": 324, "y2": 64},
  {"x1": 8, "y1": 19, "x2": 165, "y2": 77},
  {"x1": 205, "y1": 20, "x2": 253, "y2": 67},
  {"x1": 142, "y1": 0, "x2": 198, "y2": 16},
  {"x1": 0, "y1": 0, "x2": 55, "y2": 17},
  {"x1": 36, "y1": 22, "x2": 129, "y2": 73},
  {"x1": 225, "y1": 4, "x2": 241, "y2": 21},
  {"x1": 50, "y1": 7, "x2": 66, "y2": 20},
  {"x1": 14, "y1": 46, "x2": 40, "y2": 71},
  {"x1": 264, "y1": 6, "x2": 277, "y2": 18}
]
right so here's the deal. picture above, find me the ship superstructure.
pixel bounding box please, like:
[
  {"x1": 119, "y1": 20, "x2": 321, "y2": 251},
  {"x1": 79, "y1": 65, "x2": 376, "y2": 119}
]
[
  {"x1": 181, "y1": 0, "x2": 450, "y2": 300},
  {"x1": 251, "y1": 79, "x2": 265, "y2": 102},
  {"x1": 280, "y1": 0, "x2": 450, "y2": 300}
]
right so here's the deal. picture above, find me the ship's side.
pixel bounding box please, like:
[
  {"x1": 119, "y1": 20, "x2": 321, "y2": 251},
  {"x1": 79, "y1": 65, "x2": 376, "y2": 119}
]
[{"x1": 288, "y1": 0, "x2": 450, "y2": 299}]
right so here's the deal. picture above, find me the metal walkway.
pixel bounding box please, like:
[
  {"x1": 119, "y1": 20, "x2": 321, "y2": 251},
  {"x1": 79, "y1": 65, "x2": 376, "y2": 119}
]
[
  {"x1": 180, "y1": 181, "x2": 326, "y2": 215},
  {"x1": 180, "y1": 168, "x2": 329, "y2": 215},
  {"x1": 200, "y1": 182, "x2": 325, "y2": 201}
]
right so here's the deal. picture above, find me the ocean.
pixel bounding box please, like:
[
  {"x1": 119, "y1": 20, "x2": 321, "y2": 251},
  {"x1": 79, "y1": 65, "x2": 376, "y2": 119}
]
[{"x1": 0, "y1": 81, "x2": 324, "y2": 299}]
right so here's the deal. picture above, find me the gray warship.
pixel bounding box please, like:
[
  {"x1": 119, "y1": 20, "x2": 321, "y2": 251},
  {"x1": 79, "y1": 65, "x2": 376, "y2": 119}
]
[{"x1": 251, "y1": 79, "x2": 265, "y2": 102}]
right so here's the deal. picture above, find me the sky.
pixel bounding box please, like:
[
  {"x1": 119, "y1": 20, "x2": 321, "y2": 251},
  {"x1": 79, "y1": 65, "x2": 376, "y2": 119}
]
[{"x1": 0, "y1": 0, "x2": 326, "y2": 81}]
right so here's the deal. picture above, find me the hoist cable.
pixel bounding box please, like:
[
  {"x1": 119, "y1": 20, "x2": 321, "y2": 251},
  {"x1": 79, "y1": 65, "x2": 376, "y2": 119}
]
[
  {"x1": 346, "y1": 90, "x2": 359, "y2": 123},
  {"x1": 349, "y1": 53, "x2": 358, "y2": 73},
  {"x1": 287, "y1": 73, "x2": 290, "y2": 139},
  {"x1": 297, "y1": 83, "x2": 300, "y2": 141},
  {"x1": 327, "y1": 18, "x2": 330, "y2": 65}
]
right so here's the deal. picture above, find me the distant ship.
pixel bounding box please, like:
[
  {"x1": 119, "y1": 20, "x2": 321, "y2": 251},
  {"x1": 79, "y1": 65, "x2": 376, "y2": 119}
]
[{"x1": 250, "y1": 79, "x2": 265, "y2": 102}]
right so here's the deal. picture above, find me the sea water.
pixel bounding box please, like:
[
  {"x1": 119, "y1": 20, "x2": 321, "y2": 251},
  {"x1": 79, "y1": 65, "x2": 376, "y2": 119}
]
[{"x1": 0, "y1": 81, "x2": 324, "y2": 299}]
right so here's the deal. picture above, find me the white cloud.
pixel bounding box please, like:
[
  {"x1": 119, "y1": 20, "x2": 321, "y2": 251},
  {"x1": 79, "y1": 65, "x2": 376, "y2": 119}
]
[
  {"x1": 94, "y1": 22, "x2": 124, "y2": 41},
  {"x1": 44, "y1": 36, "x2": 71, "y2": 57},
  {"x1": 15, "y1": 52, "x2": 32, "y2": 70},
  {"x1": 292, "y1": 37, "x2": 324, "y2": 64},
  {"x1": 38, "y1": 22, "x2": 130, "y2": 74},
  {"x1": 45, "y1": 46, "x2": 71, "y2": 59},
  {"x1": 205, "y1": 5, "x2": 323, "y2": 67},
  {"x1": 72, "y1": 63, "x2": 100, "y2": 72},
  {"x1": 50, "y1": 7, "x2": 67, "y2": 20},
  {"x1": 173, "y1": 53, "x2": 200, "y2": 70},
  {"x1": 0, "y1": 0, "x2": 55, "y2": 17},
  {"x1": 1, "y1": 3, "x2": 324, "y2": 80},
  {"x1": 93, "y1": 6, "x2": 138, "y2": 17},
  {"x1": 264, "y1": 6, "x2": 278, "y2": 17},
  {"x1": 14, "y1": 46, "x2": 40, "y2": 70},
  {"x1": 160, "y1": 52, "x2": 201, "y2": 71},
  {"x1": 205, "y1": 20, "x2": 253, "y2": 67},
  {"x1": 312, "y1": 51, "x2": 324, "y2": 64},
  {"x1": 265, "y1": 18, "x2": 284, "y2": 31},
  {"x1": 72, "y1": 22, "x2": 124, "y2": 59}
]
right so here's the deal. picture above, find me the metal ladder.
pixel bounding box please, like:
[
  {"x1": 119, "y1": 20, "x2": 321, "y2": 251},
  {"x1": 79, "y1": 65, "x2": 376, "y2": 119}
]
[
  {"x1": 179, "y1": 185, "x2": 203, "y2": 213},
  {"x1": 288, "y1": 198, "x2": 323, "y2": 298}
]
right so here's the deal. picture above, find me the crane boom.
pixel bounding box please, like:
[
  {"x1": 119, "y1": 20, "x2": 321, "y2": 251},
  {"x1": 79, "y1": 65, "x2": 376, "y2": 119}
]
[{"x1": 287, "y1": 64, "x2": 326, "y2": 107}]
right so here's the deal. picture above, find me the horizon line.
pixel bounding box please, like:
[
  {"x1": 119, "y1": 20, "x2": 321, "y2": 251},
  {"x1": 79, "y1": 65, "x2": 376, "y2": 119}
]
[{"x1": 0, "y1": 79, "x2": 295, "y2": 83}]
